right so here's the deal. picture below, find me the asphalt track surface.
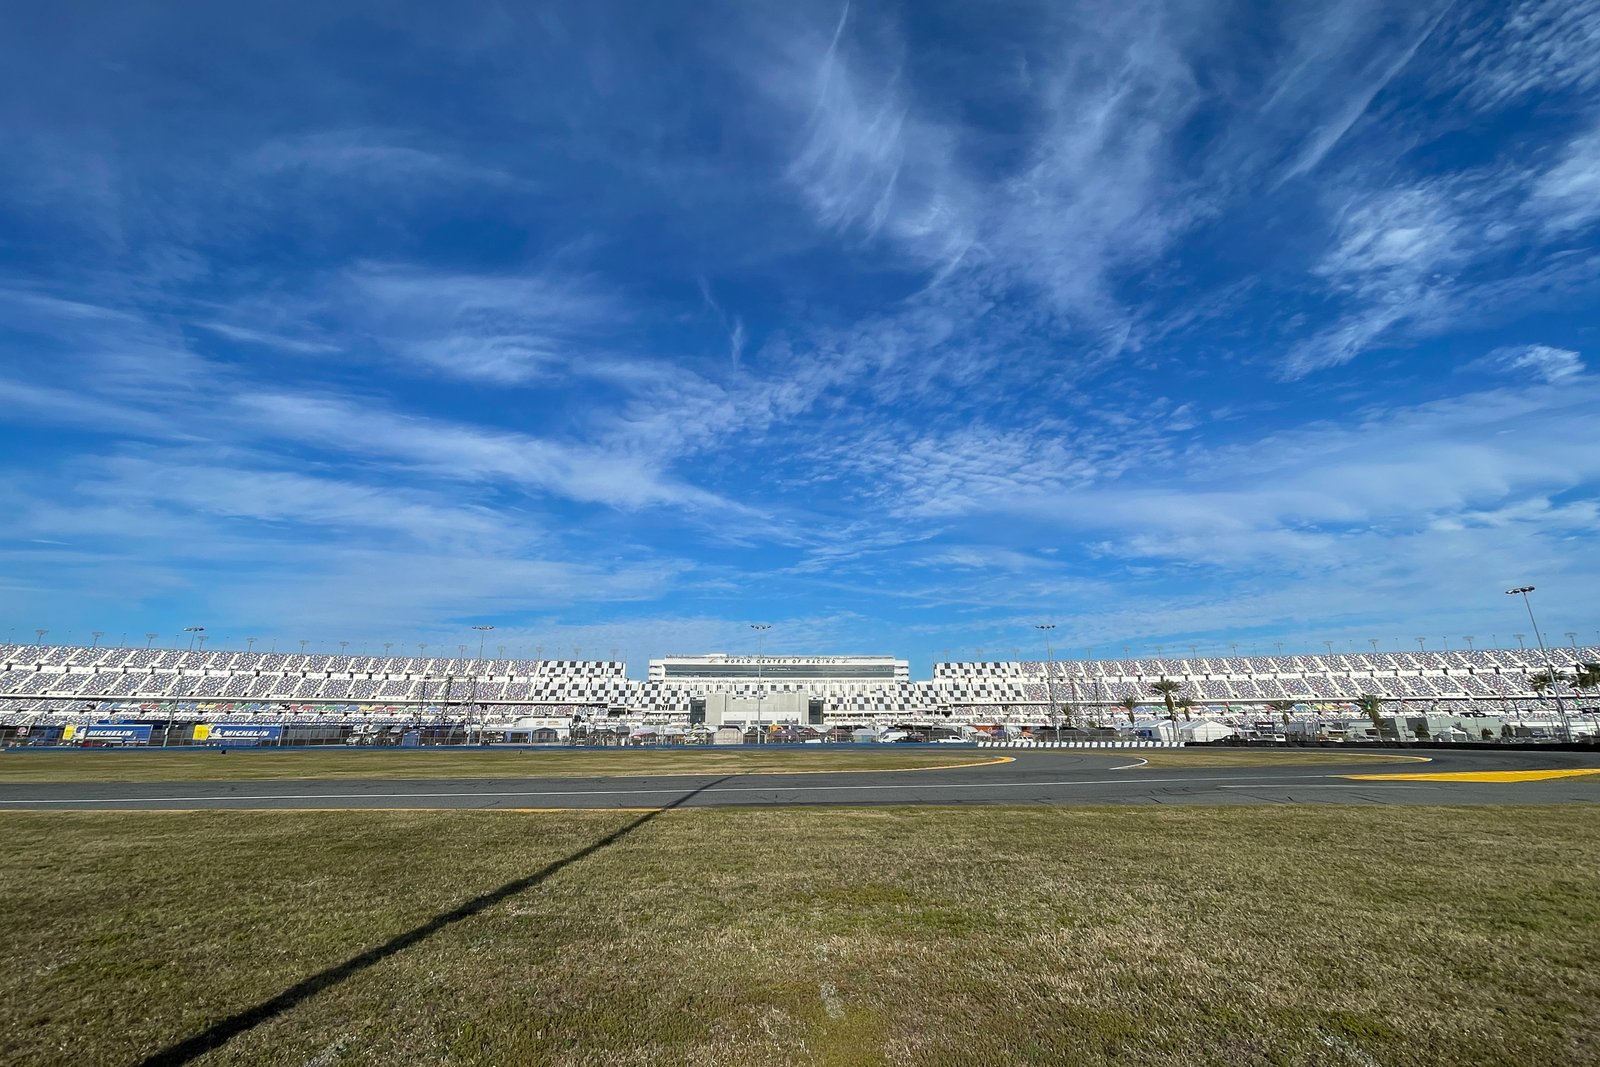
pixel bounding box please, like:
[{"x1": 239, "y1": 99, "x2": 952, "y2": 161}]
[{"x1": 2, "y1": 747, "x2": 1599, "y2": 810}]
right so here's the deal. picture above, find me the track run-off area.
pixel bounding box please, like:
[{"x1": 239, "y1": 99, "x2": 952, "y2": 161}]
[{"x1": 3, "y1": 746, "x2": 1598, "y2": 810}]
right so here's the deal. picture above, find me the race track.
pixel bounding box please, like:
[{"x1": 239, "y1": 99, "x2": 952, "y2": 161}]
[{"x1": 3, "y1": 747, "x2": 1599, "y2": 809}]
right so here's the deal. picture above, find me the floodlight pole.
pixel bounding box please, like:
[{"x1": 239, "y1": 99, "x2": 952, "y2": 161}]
[
  {"x1": 751, "y1": 624, "x2": 771, "y2": 744},
  {"x1": 1505, "y1": 587, "x2": 1572, "y2": 742},
  {"x1": 470, "y1": 625, "x2": 494, "y2": 745},
  {"x1": 169, "y1": 626, "x2": 205, "y2": 747},
  {"x1": 1036, "y1": 625, "x2": 1058, "y2": 733}
]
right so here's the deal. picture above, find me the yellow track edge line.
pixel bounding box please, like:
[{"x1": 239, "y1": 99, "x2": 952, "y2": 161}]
[{"x1": 1342, "y1": 768, "x2": 1600, "y2": 783}]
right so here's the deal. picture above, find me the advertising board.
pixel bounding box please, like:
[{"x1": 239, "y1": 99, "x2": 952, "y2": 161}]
[
  {"x1": 82, "y1": 724, "x2": 154, "y2": 744},
  {"x1": 207, "y1": 724, "x2": 283, "y2": 746}
]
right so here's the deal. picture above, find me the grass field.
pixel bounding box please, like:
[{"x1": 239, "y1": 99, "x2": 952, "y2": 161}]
[
  {"x1": 2, "y1": 806, "x2": 1595, "y2": 1066},
  {"x1": 0, "y1": 746, "x2": 1413, "y2": 784}
]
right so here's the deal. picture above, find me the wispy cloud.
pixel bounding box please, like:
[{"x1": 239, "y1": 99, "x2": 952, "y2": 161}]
[
  {"x1": 1280, "y1": 129, "x2": 1600, "y2": 377},
  {"x1": 1527, "y1": 124, "x2": 1600, "y2": 234},
  {"x1": 247, "y1": 130, "x2": 518, "y2": 188},
  {"x1": 343, "y1": 264, "x2": 616, "y2": 384},
  {"x1": 1441, "y1": 0, "x2": 1600, "y2": 107},
  {"x1": 196, "y1": 321, "x2": 340, "y2": 354},
  {"x1": 1269, "y1": 2, "x2": 1449, "y2": 183},
  {"x1": 1482, "y1": 343, "x2": 1585, "y2": 383},
  {"x1": 236, "y1": 389, "x2": 746, "y2": 514},
  {"x1": 696, "y1": 276, "x2": 748, "y2": 367},
  {"x1": 762, "y1": 3, "x2": 976, "y2": 277}
]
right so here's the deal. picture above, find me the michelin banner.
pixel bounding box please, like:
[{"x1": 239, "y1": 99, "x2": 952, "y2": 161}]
[
  {"x1": 82, "y1": 724, "x2": 154, "y2": 744},
  {"x1": 206, "y1": 724, "x2": 283, "y2": 746}
]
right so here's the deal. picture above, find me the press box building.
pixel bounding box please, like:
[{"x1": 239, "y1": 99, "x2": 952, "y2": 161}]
[{"x1": 647, "y1": 654, "x2": 911, "y2": 728}]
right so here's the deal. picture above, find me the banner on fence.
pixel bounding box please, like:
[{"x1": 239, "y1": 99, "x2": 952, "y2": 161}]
[
  {"x1": 207, "y1": 724, "x2": 282, "y2": 746},
  {"x1": 82, "y1": 724, "x2": 153, "y2": 744}
]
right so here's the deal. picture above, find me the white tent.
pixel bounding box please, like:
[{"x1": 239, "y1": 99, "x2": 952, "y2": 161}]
[
  {"x1": 1179, "y1": 718, "x2": 1239, "y2": 743},
  {"x1": 1129, "y1": 719, "x2": 1180, "y2": 742}
]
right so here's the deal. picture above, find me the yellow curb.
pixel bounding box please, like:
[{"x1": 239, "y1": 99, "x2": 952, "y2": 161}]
[{"x1": 1343, "y1": 768, "x2": 1600, "y2": 783}]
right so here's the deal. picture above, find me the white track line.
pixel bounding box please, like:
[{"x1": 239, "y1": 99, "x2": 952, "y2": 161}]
[
  {"x1": 1110, "y1": 757, "x2": 1150, "y2": 770},
  {"x1": 0, "y1": 772, "x2": 1354, "y2": 805}
]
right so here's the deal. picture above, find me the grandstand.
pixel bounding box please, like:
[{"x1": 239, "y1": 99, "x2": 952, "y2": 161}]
[{"x1": 1, "y1": 641, "x2": 1596, "y2": 737}]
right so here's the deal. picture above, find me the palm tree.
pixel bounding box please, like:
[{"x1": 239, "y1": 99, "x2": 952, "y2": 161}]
[
  {"x1": 1119, "y1": 694, "x2": 1139, "y2": 725},
  {"x1": 1150, "y1": 678, "x2": 1181, "y2": 725},
  {"x1": 1528, "y1": 668, "x2": 1568, "y2": 698},
  {"x1": 1574, "y1": 662, "x2": 1600, "y2": 696},
  {"x1": 1058, "y1": 703, "x2": 1077, "y2": 734},
  {"x1": 1355, "y1": 694, "x2": 1386, "y2": 740},
  {"x1": 1175, "y1": 696, "x2": 1196, "y2": 721},
  {"x1": 1265, "y1": 699, "x2": 1296, "y2": 729}
]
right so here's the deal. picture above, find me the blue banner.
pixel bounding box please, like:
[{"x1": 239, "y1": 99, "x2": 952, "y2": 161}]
[
  {"x1": 208, "y1": 724, "x2": 282, "y2": 745},
  {"x1": 83, "y1": 724, "x2": 153, "y2": 744}
]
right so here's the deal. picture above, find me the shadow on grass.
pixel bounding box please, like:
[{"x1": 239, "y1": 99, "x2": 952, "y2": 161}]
[{"x1": 137, "y1": 777, "x2": 731, "y2": 1066}]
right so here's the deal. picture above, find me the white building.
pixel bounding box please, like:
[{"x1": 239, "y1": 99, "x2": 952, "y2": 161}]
[{"x1": 648, "y1": 653, "x2": 909, "y2": 683}]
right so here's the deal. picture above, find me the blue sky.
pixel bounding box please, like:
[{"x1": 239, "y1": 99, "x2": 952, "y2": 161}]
[{"x1": 2, "y1": 0, "x2": 1598, "y2": 673}]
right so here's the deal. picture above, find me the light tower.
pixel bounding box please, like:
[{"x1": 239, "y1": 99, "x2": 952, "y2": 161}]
[
  {"x1": 1035, "y1": 624, "x2": 1059, "y2": 731},
  {"x1": 470, "y1": 625, "x2": 494, "y2": 744},
  {"x1": 751, "y1": 624, "x2": 771, "y2": 743},
  {"x1": 1505, "y1": 587, "x2": 1571, "y2": 742},
  {"x1": 169, "y1": 626, "x2": 205, "y2": 747}
]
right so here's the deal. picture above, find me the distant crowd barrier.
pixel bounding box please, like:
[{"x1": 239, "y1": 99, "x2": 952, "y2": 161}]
[{"x1": 976, "y1": 740, "x2": 1183, "y2": 748}]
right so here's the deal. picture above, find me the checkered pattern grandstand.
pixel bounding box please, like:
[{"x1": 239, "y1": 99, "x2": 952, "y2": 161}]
[{"x1": 1, "y1": 643, "x2": 1595, "y2": 727}]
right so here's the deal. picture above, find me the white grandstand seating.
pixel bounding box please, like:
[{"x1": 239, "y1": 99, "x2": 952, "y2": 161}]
[{"x1": 3, "y1": 643, "x2": 1596, "y2": 729}]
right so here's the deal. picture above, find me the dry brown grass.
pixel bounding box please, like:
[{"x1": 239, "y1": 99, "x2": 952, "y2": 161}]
[
  {"x1": 2, "y1": 806, "x2": 1596, "y2": 1065},
  {"x1": 0, "y1": 747, "x2": 1003, "y2": 784},
  {"x1": 0, "y1": 746, "x2": 1412, "y2": 786}
]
